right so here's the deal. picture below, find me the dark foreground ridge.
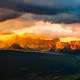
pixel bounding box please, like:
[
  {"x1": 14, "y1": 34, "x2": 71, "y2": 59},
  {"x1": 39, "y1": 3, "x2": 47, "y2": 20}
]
[
  {"x1": 0, "y1": 49, "x2": 80, "y2": 73},
  {"x1": 0, "y1": 50, "x2": 80, "y2": 80}
]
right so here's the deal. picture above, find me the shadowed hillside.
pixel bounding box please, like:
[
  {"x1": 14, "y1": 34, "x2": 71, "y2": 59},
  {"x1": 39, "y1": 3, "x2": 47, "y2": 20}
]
[
  {"x1": 8, "y1": 43, "x2": 24, "y2": 50},
  {"x1": 0, "y1": 50, "x2": 79, "y2": 80}
]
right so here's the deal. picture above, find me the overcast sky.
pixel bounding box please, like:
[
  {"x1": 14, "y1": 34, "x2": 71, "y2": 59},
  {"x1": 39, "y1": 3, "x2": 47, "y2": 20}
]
[
  {"x1": 0, "y1": 0, "x2": 80, "y2": 23},
  {"x1": 1, "y1": 0, "x2": 80, "y2": 11},
  {"x1": 0, "y1": 0, "x2": 80, "y2": 7},
  {"x1": 0, "y1": 0, "x2": 80, "y2": 38}
]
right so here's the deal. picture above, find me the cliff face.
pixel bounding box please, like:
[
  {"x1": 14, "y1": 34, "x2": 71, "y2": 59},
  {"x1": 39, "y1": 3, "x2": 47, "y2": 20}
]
[
  {"x1": 16, "y1": 35, "x2": 52, "y2": 51},
  {"x1": 0, "y1": 33, "x2": 52, "y2": 51},
  {"x1": 0, "y1": 33, "x2": 80, "y2": 53}
]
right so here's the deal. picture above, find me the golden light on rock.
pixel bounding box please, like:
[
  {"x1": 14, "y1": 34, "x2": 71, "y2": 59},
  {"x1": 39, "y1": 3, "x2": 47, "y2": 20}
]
[
  {"x1": 60, "y1": 37, "x2": 80, "y2": 42},
  {"x1": 0, "y1": 33, "x2": 16, "y2": 48}
]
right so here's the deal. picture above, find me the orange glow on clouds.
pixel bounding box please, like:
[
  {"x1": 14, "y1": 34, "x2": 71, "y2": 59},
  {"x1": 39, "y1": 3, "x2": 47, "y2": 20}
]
[
  {"x1": 0, "y1": 18, "x2": 80, "y2": 43},
  {"x1": 13, "y1": 21, "x2": 73, "y2": 37}
]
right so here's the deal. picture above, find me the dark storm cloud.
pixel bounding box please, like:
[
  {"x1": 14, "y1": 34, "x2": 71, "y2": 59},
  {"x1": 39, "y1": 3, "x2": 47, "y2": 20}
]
[
  {"x1": 0, "y1": 0, "x2": 80, "y2": 14},
  {"x1": 19, "y1": 9, "x2": 80, "y2": 23},
  {"x1": 0, "y1": 0, "x2": 80, "y2": 23},
  {"x1": 0, "y1": 8, "x2": 22, "y2": 21}
]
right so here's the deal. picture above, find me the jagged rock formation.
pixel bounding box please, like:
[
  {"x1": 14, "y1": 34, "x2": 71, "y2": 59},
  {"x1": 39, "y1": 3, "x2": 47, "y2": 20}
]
[{"x1": 8, "y1": 43, "x2": 24, "y2": 50}]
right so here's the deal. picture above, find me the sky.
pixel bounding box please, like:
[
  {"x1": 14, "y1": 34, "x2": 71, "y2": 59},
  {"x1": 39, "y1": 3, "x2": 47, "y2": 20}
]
[
  {"x1": 0, "y1": 0, "x2": 80, "y2": 39},
  {"x1": 0, "y1": 0, "x2": 80, "y2": 22}
]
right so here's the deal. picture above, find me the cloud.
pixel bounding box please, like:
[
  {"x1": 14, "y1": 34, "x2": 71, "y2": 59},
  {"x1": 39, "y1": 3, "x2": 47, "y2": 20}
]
[
  {"x1": 13, "y1": 21, "x2": 80, "y2": 38},
  {"x1": 0, "y1": 8, "x2": 22, "y2": 21},
  {"x1": 21, "y1": 0, "x2": 79, "y2": 7},
  {"x1": 0, "y1": 0, "x2": 80, "y2": 23},
  {"x1": 0, "y1": 0, "x2": 79, "y2": 40},
  {"x1": 0, "y1": 0, "x2": 80, "y2": 15},
  {"x1": 0, "y1": 8, "x2": 80, "y2": 23},
  {"x1": 0, "y1": 15, "x2": 80, "y2": 38},
  {"x1": 18, "y1": 11, "x2": 80, "y2": 23},
  {"x1": 0, "y1": 17, "x2": 36, "y2": 33}
]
